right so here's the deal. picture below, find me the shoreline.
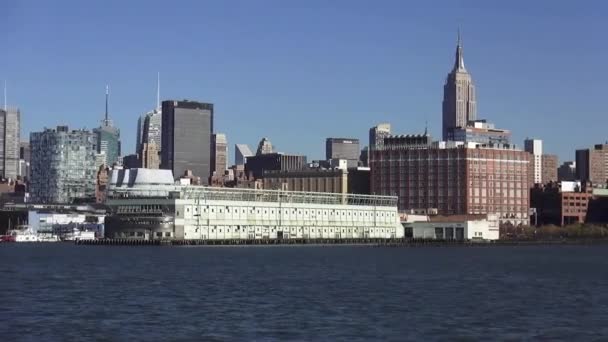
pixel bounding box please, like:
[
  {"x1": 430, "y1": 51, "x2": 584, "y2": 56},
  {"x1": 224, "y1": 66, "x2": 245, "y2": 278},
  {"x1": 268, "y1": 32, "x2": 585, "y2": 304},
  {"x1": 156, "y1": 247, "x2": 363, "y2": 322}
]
[{"x1": 65, "y1": 238, "x2": 608, "y2": 247}]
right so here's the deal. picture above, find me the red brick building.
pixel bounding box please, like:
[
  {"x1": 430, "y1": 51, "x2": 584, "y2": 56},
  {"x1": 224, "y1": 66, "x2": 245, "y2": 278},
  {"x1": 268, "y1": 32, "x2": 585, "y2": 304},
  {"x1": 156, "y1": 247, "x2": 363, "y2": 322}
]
[
  {"x1": 370, "y1": 142, "x2": 531, "y2": 226},
  {"x1": 531, "y1": 182, "x2": 593, "y2": 226}
]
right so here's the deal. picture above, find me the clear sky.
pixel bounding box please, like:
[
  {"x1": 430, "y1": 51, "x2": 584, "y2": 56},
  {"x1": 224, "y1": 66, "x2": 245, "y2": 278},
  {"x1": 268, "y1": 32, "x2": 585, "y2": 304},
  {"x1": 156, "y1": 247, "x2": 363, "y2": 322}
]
[{"x1": 1, "y1": 0, "x2": 606, "y2": 163}]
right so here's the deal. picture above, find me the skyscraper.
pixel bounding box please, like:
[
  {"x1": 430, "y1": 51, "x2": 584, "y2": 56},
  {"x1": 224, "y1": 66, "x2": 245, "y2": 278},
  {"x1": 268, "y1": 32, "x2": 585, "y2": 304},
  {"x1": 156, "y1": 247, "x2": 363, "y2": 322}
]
[
  {"x1": 0, "y1": 106, "x2": 20, "y2": 179},
  {"x1": 94, "y1": 86, "x2": 121, "y2": 166},
  {"x1": 442, "y1": 32, "x2": 477, "y2": 141},
  {"x1": 143, "y1": 111, "x2": 162, "y2": 149},
  {"x1": 141, "y1": 142, "x2": 160, "y2": 169},
  {"x1": 369, "y1": 123, "x2": 391, "y2": 151},
  {"x1": 18, "y1": 141, "x2": 30, "y2": 180},
  {"x1": 136, "y1": 114, "x2": 145, "y2": 154},
  {"x1": 256, "y1": 137, "x2": 273, "y2": 155},
  {"x1": 211, "y1": 133, "x2": 227, "y2": 175},
  {"x1": 326, "y1": 138, "x2": 360, "y2": 168},
  {"x1": 524, "y1": 139, "x2": 543, "y2": 184},
  {"x1": 576, "y1": 144, "x2": 608, "y2": 185},
  {"x1": 30, "y1": 126, "x2": 98, "y2": 203},
  {"x1": 235, "y1": 144, "x2": 253, "y2": 166},
  {"x1": 137, "y1": 73, "x2": 162, "y2": 154},
  {"x1": 161, "y1": 100, "x2": 213, "y2": 183},
  {"x1": 541, "y1": 154, "x2": 558, "y2": 184}
]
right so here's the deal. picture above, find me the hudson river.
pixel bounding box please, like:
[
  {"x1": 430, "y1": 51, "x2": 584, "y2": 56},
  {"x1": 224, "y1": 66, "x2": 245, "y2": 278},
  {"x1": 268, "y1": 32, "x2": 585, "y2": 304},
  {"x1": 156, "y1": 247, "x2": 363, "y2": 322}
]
[{"x1": 2, "y1": 244, "x2": 608, "y2": 340}]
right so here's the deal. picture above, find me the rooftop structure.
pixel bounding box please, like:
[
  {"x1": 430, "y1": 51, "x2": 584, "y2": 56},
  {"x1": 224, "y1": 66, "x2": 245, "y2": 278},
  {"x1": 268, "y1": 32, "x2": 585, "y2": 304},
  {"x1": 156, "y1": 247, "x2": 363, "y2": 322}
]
[{"x1": 108, "y1": 168, "x2": 394, "y2": 207}]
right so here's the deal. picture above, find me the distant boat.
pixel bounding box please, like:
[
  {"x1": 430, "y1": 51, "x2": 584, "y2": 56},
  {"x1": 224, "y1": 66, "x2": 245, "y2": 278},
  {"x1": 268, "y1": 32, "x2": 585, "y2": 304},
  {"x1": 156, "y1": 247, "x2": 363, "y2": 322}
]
[
  {"x1": 63, "y1": 228, "x2": 96, "y2": 241},
  {"x1": 5, "y1": 226, "x2": 60, "y2": 243},
  {"x1": 0, "y1": 235, "x2": 15, "y2": 242}
]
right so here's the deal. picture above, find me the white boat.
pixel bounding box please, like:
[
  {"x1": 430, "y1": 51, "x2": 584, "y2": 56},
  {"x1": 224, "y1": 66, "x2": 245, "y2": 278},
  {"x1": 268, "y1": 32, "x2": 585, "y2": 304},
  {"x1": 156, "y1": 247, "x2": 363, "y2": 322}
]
[
  {"x1": 14, "y1": 232, "x2": 39, "y2": 242},
  {"x1": 8, "y1": 226, "x2": 60, "y2": 242},
  {"x1": 37, "y1": 233, "x2": 60, "y2": 242},
  {"x1": 63, "y1": 229, "x2": 97, "y2": 241}
]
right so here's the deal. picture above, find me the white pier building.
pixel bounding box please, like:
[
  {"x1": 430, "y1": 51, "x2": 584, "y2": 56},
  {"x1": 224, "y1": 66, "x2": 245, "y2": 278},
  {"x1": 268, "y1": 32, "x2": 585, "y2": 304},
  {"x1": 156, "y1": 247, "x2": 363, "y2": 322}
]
[{"x1": 105, "y1": 169, "x2": 403, "y2": 240}]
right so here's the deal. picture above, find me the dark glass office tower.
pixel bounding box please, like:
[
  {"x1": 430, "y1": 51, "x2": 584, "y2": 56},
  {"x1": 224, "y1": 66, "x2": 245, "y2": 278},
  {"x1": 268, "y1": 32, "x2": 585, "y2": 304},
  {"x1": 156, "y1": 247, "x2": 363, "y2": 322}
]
[{"x1": 161, "y1": 100, "x2": 213, "y2": 184}]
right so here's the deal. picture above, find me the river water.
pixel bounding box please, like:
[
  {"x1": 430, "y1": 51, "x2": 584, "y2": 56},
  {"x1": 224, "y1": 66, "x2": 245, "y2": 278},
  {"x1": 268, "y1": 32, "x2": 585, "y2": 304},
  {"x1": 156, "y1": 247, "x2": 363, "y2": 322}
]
[{"x1": 1, "y1": 244, "x2": 608, "y2": 340}]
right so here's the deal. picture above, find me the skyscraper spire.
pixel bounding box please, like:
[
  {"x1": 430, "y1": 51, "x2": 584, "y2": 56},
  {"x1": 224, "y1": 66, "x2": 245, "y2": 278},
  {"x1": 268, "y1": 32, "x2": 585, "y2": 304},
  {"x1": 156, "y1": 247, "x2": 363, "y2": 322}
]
[
  {"x1": 156, "y1": 72, "x2": 160, "y2": 111},
  {"x1": 3, "y1": 80, "x2": 6, "y2": 111},
  {"x1": 454, "y1": 29, "x2": 466, "y2": 72},
  {"x1": 105, "y1": 84, "x2": 109, "y2": 122}
]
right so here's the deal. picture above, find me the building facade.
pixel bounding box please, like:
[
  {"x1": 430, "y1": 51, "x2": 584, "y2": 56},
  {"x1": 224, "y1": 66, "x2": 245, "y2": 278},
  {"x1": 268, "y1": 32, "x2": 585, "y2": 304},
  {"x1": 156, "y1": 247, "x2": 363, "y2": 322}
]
[
  {"x1": 326, "y1": 138, "x2": 360, "y2": 168},
  {"x1": 140, "y1": 142, "x2": 160, "y2": 169},
  {"x1": 370, "y1": 144, "x2": 531, "y2": 226},
  {"x1": 369, "y1": 123, "x2": 391, "y2": 151},
  {"x1": 449, "y1": 120, "x2": 510, "y2": 145},
  {"x1": 211, "y1": 133, "x2": 227, "y2": 176},
  {"x1": 0, "y1": 107, "x2": 21, "y2": 179},
  {"x1": 161, "y1": 100, "x2": 214, "y2": 183},
  {"x1": 245, "y1": 153, "x2": 307, "y2": 179},
  {"x1": 576, "y1": 144, "x2": 608, "y2": 185},
  {"x1": 122, "y1": 154, "x2": 140, "y2": 169},
  {"x1": 105, "y1": 169, "x2": 401, "y2": 241},
  {"x1": 531, "y1": 181, "x2": 593, "y2": 226},
  {"x1": 142, "y1": 110, "x2": 162, "y2": 151},
  {"x1": 558, "y1": 161, "x2": 576, "y2": 181},
  {"x1": 541, "y1": 154, "x2": 558, "y2": 184},
  {"x1": 30, "y1": 126, "x2": 98, "y2": 203},
  {"x1": 262, "y1": 169, "x2": 349, "y2": 193},
  {"x1": 18, "y1": 141, "x2": 30, "y2": 180},
  {"x1": 95, "y1": 164, "x2": 110, "y2": 203},
  {"x1": 442, "y1": 33, "x2": 477, "y2": 140},
  {"x1": 95, "y1": 125, "x2": 121, "y2": 166},
  {"x1": 136, "y1": 114, "x2": 145, "y2": 155},
  {"x1": 256, "y1": 137, "x2": 273, "y2": 155},
  {"x1": 524, "y1": 139, "x2": 543, "y2": 184},
  {"x1": 235, "y1": 144, "x2": 253, "y2": 166}
]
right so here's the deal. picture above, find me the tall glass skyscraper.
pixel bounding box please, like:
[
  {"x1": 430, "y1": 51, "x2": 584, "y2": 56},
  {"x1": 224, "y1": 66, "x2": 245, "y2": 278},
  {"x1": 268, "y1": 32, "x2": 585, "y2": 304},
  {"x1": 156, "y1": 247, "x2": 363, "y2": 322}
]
[
  {"x1": 161, "y1": 100, "x2": 213, "y2": 183},
  {"x1": 137, "y1": 74, "x2": 162, "y2": 155},
  {"x1": 95, "y1": 125, "x2": 120, "y2": 166},
  {"x1": 95, "y1": 86, "x2": 121, "y2": 166},
  {"x1": 30, "y1": 126, "x2": 98, "y2": 203},
  {"x1": 0, "y1": 107, "x2": 20, "y2": 179}
]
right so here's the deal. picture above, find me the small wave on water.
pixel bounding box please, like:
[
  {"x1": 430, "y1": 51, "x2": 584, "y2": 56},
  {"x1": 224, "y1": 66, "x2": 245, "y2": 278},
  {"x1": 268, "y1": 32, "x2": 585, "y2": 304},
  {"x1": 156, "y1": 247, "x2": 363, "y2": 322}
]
[{"x1": 2, "y1": 244, "x2": 608, "y2": 340}]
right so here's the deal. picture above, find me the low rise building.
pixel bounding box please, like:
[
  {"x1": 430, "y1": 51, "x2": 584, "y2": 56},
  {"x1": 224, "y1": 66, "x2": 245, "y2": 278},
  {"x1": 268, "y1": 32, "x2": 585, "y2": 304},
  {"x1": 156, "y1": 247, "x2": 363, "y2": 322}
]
[
  {"x1": 245, "y1": 152, "x2": 307, "y2": 179},
  {"x1": 104, "y1": 168, "x2": 401, "y2": 241},
  {"x1": 401, "y1": 214, "x2": 499, "y2": 240},
  {"x1": 449, "y1": 120, "x2": 511, "y2": 145},
  {"x1": 261, "y1": 167, "x2": 371, "y2": 195},
  {"x1": 530, "y1": 181, "x2": 593, "y2": 226}
]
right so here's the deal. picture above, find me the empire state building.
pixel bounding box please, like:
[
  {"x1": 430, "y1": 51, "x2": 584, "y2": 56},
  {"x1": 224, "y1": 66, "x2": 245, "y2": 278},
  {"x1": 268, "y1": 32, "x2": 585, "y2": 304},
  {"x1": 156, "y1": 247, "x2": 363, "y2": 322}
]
[{"x1": 442, "y1": 33, "x2": 477, "y2": 141}]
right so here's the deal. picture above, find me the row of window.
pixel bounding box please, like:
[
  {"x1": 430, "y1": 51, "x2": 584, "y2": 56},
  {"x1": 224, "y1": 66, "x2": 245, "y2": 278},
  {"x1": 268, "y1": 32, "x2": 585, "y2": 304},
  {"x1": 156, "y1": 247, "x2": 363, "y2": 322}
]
[{"x1": 184, "y1": 206, "x2": 396, "y2": 218}]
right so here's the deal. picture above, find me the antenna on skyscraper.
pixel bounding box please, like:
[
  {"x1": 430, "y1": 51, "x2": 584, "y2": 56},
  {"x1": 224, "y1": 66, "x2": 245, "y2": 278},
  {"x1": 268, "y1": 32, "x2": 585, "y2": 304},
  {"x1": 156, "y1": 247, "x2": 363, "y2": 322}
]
[
  {"x1": 457, "y1": 27, "x2": 462, "y2": 47},
  {"x1": 156, "y1": 72, "x2": 160, "y2": 111},
  {"x1": 3, "y1": 80, "x2": 6, "y2": 111},
  {"x1": 105, "y1": 84, "x2": 109, "y2": 122}
]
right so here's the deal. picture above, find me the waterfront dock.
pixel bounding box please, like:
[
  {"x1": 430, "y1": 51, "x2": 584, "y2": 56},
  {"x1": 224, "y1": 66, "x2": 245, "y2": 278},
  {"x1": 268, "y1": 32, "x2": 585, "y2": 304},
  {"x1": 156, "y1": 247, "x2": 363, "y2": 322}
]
[
  {"x1": 74, "y1": 238, "x2": 608, "y2": 247},
  {"x1": 74, "y1": 238, "x2": 485, "y2": 247}
]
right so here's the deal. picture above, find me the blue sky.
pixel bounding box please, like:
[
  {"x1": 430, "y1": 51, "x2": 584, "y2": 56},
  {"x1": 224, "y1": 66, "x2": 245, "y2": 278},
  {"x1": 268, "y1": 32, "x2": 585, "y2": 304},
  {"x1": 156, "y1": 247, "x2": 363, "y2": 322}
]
[{"x1": 1, "y1": 0, "x2": 606, "y2": 163}]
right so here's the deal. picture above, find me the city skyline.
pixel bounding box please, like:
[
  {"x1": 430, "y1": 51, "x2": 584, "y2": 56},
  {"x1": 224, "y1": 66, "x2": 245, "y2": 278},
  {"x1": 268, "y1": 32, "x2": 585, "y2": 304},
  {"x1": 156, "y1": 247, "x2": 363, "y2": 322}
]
[{"x1": 1, "y1": 1, "x2": 607, "y2": 162}]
